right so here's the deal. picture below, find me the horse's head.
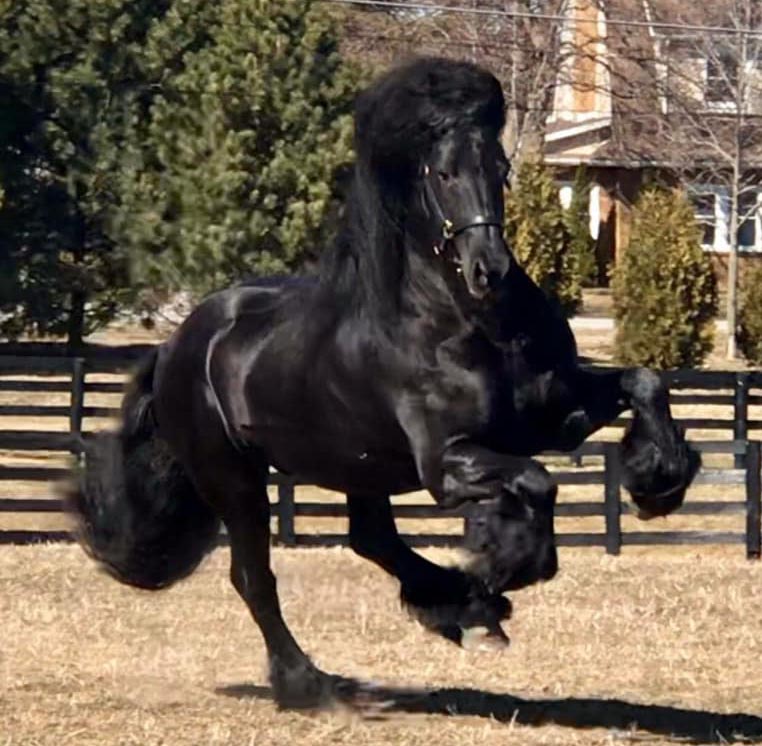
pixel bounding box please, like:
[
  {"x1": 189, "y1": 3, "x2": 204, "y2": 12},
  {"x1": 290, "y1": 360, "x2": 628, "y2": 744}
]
[
  {"x1": 415, "y1": 127, "x2": 512, "y2": 300},
  {"x1": 347, "y1": 58, "x2": 512, "y2": 311}
]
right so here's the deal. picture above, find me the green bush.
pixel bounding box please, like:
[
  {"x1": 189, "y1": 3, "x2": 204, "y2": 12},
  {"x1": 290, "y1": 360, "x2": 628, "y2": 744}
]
[
  {"x1": 612, "y1": 187, "x2": 718, "y2": 368},
  {"x1": 505, "y1": 159, "x2": 581, "y2": 315},
  {"x1": 738, "y1": 264, "x2": 762, "y2": 364}
]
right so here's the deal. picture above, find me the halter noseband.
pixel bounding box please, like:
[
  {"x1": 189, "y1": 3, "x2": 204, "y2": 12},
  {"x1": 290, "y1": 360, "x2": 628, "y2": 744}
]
[{"x1": 422, "y1": 164, "x2": 503, "y2": 257}]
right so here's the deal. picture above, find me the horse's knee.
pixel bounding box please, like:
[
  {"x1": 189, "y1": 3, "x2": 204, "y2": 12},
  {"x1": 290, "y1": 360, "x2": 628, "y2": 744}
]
[
  {"x1": 623, "y1": 368, "x2": 666, "y2": 404},
  {"x1": 507, "y1": 461, "x2": 557, "y2": 506}
]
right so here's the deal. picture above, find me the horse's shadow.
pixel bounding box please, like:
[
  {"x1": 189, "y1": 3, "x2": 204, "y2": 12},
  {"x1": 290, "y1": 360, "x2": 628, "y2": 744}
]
[{"x1": 218, "y1": 682, "x2": 762, "y2": 744}]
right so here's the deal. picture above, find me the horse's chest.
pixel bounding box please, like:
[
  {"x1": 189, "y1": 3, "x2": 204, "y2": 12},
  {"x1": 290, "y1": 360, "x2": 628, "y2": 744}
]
[
  {"x1": 425, "y1": 367, "x2": 491, "y2": 430},
  {"x1": 492, "y1": 370, "x2": 577, "y2": 453}
]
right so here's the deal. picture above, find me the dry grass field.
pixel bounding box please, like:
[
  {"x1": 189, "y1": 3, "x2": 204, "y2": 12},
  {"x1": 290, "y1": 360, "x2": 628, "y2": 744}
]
[
  {"x1": 2, "y1": 304, "x2": 762, "y2": 744},
  {"x1": 2, "y1": 544, "x2": 762, "y2": 745}
]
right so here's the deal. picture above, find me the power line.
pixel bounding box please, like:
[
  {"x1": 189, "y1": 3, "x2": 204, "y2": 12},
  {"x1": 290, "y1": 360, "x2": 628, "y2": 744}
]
[
  {"x1": 322, "y1": 0, "x2": 762, "y2": 38},
  {"x1": 343, "y1": 29, "x2": 541, "y2": 53}
]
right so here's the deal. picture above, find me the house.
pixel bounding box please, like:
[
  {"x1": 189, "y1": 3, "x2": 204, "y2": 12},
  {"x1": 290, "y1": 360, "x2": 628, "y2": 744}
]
[{"x1": 543, "y1": 0, "x2": 762, "y2": 283}]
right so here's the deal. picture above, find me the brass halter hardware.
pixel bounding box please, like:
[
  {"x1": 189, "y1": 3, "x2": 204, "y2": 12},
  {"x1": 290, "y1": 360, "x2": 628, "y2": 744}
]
[{"x1": 422, "y1": 163, "x2": 502, "y2": 258}]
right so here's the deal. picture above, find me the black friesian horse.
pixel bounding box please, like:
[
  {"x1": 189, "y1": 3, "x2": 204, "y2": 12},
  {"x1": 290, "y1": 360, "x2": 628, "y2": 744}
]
[{"x1": 69, "y1": 58, "x2": 699, "y2": 709}]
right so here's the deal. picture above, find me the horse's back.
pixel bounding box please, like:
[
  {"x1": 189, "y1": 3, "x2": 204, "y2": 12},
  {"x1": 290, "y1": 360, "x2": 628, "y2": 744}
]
[
  {"x1": 152, "y1": 278, "x2": 312, "y2": 448},
  {"x1": 167, "y1": 276, "x2": 313, "y2": 352}
]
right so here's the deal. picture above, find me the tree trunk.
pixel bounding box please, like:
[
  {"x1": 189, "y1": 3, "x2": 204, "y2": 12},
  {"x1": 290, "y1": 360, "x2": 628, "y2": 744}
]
[
  {"x1": 67, "y1": 289, "x2": 86, "y2": 352},
  {"x1": 727, "y1": 196, "x2": 739, "y2": 360},
  {"x1": 727, "y1": 25, "x2": 748, "y2": 361}
]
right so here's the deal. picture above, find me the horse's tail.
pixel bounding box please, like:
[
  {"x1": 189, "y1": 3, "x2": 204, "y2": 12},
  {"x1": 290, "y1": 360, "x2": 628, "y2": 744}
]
[{"x1": 64, "y1": 348, "x2": 221, "y2": 590}]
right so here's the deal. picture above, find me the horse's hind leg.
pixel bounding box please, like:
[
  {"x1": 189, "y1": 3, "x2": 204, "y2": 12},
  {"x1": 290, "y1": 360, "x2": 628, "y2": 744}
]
[
  {"x1": 226, "y1": 474, "x2": 325, "y2": 707},
  {"x1": 188, "y1": 450, "x2": 344, "y2": 709},
  {"x1": 347, "y1": 492, "x2": 510, "y2": 648}
]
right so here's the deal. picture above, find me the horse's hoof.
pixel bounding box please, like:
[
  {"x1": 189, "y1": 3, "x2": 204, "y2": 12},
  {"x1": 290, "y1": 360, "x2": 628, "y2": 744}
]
[
  {"x1": 460, "y1": 624, "x2": 510, "y2": 652},
  {"x1": 270, "y1": 659, "x2": 338, "y2": 710},
  {"x1": 400, "y1": 568, "x2": 512, "y2": 642},
  {"x1": 270, "y1": 658, "x2": 395, "y2": 713}
]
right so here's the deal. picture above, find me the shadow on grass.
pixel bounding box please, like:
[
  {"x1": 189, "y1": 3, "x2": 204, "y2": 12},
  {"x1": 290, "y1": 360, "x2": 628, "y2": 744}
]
[{"x1": 218, "y1": 682, "x2": 762, "y2": 744}]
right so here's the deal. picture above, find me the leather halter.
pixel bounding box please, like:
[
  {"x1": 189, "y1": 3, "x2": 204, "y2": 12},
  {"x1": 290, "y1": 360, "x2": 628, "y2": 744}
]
[{"x1": 422, "y1": 164, "x2": 503, "y2": 256}]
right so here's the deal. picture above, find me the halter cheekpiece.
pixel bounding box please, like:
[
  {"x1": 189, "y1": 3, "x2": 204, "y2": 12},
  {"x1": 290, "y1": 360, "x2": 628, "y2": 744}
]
[{"x1": 422, "y1": 164, "x2": 503, "y2": 258}]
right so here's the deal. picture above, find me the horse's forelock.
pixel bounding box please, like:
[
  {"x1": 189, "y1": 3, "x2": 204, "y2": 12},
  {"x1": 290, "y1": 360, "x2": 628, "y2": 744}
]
[{"x1": 354, "y1": 57, "x2": 505, "y2": 178}]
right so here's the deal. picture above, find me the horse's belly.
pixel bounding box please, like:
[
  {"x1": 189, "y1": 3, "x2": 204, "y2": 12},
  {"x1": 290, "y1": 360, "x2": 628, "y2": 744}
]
[{"x1": 245, "y1": 426, "x2": 421, "y2": 495}]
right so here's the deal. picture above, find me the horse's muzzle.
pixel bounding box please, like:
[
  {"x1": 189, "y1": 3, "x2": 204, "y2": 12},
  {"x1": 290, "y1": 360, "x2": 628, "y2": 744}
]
[{"x1": 464, "y1": 243, "x2": 511, "y2": 299}]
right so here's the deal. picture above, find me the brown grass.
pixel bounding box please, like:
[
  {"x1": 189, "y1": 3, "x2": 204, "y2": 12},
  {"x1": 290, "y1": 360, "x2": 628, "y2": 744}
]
[{"x1": 2, "y1": 545, "x2": 762, "y2": 745}]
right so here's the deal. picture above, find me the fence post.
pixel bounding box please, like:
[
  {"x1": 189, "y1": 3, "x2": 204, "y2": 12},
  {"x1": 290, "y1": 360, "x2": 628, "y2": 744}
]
[
  {"x1": 604, "y1": 443, "x2": 622, "y2": 556},
  {"x1": 69, "y1": 358, "x2": 86, "y2": 455},
  {"x1": 734, "y1": 373, "x2": 750, "y2": 469},
  {"x1": 745, "y1": 441, "x2": 761, "y2": 560},
  {"x1": 277, "y1": 479, "x2": 296, "y2": 547}
]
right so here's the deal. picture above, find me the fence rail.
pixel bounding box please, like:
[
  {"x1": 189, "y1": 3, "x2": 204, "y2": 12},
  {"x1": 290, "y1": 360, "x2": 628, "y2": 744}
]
[{"x1": 1, "y1": 354, "x2": 761, "y2": 556}]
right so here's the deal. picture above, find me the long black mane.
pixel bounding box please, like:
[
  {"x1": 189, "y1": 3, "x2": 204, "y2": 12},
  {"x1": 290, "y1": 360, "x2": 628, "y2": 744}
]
[{"x1": 318, "y1": 58, "x2": 506, "y2": 318}]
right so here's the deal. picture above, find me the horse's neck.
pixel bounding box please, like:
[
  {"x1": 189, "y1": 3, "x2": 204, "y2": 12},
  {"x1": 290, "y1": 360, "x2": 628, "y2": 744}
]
[
  {"x1": 394, "y1": 245, "x2": 478, "y2": 356},
  {"x1": 398, "y1": 247, "x2": 576, "y2": 358},
  {"x1": 401, "y1": 243, "x2": 460, "y2": 308}
]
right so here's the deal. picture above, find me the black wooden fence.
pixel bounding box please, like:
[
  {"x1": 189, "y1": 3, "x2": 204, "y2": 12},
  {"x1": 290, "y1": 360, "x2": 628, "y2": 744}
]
[{"x1": 1, "y1": 355, "x2": 761, "y2": 557}]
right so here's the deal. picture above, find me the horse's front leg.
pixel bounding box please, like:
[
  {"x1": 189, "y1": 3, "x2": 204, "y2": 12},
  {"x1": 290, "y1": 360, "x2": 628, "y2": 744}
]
[
  {"x1": 347, "y1": 492, "x2": 511, "y2": 649},
  {"x1": 434, "y1": 443, "x2": 560, "y2": 592},
  {"x1": 563, "y1": 367, "x2": 701, "y2": 518},
  {"x1": 399, "y1": 407, "x2": 560, "y2": 593}
]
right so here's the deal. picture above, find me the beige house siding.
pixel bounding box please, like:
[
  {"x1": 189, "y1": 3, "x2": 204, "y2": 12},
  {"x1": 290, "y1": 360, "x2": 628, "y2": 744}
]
[{"x1": 550, "y1": 0, "x2": 611, "y2": 122}]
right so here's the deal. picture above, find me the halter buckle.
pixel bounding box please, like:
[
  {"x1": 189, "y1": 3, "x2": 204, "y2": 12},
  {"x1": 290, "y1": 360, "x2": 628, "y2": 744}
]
[{"x1": 442, "y1": 219, "x2": 455, "y2": 240}]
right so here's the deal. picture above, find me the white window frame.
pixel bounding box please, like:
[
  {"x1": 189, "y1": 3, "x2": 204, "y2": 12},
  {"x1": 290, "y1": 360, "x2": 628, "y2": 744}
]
[
  {"x1": 557, "y1": 181, "x2": 600, "y2": 240},
  {"x1": 701, "y1": 51, "x2": 758, "y2": 114},
  {"x1": 689, "y1": 184, "x2": 762, "y2": 253},
  {"x1": 703, "y1": 53, "x2": 737, "y2": 112}
]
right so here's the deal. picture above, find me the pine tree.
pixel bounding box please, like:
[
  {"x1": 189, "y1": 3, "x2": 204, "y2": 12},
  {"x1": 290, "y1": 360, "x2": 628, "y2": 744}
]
[
  {"x1": 115, "y1": 0, "x2": 362, "y2": 301},
  {"x1": 612, "y1": 187, "x2": 718, "y2": 368},
  {"x1": 504, "y1": 159, "x2": 581, "y2": 315},
  {"x1": 0, "y1": 0, "x2": 165, "y2": 346}
]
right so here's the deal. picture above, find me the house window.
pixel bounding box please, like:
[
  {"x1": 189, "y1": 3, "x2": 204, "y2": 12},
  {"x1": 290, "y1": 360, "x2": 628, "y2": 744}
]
[
  {"x1": 738, "y1": 192, "x2": 758, "y2": 249},
  {"x1": 705, "y1": 50, "x2": 737, "y2": 107},
  {"x1": 690, "y1": 186, "x2": 762, "y2": 252},
  {"x1": 692, "y1": 192, "x2": 717, "y2": 248}
]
